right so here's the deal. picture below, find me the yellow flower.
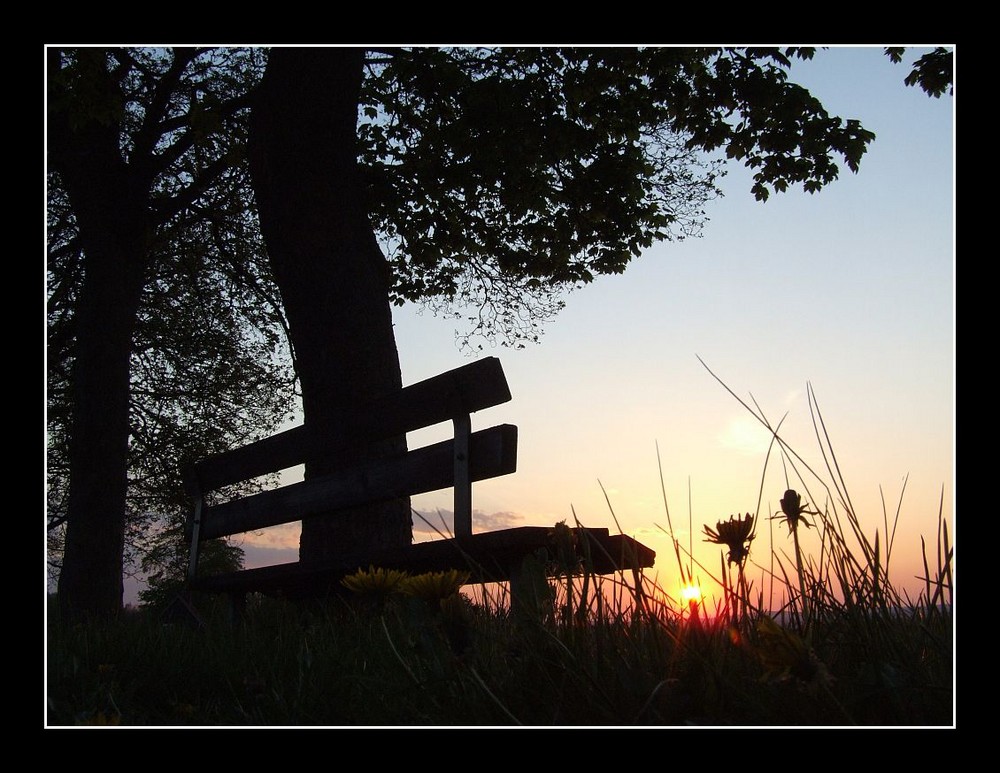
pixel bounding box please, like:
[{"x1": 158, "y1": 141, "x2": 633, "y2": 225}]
[
  {"x1": 401, "y1": 570, "x2": 471, "y2": 602},
  {"x1": 703, "y1": 513, "x2": 755, "y2": 565},
  {"x1": 341, "y1": 566, "x2": 410, "y2": 599}
]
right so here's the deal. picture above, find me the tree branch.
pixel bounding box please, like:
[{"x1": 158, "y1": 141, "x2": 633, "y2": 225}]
[
  {"x1": 154, "y1": 89, "x2": 255, "y2": 137},
  {"x1": 151, "y1": 149, "x2": 239, "y2": 223},
  {"x1": 132, "y1": 47, "x2": 201, "y2": 164}
]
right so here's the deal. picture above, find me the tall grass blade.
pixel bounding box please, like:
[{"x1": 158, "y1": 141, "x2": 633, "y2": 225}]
[
  {"x1": 468, "y1": 667, "x2": 522, "y2": 725},
  {"x1": 655, "y1": 441, "x2": 675, "y2": 537},
  {"x1": 920, "y1": 534, "x2": 932, "y2": 611}
]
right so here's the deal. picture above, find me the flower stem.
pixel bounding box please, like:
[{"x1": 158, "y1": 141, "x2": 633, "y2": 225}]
[{"x1": 792, "y1": 526, "x2": 810, "y2": 634}]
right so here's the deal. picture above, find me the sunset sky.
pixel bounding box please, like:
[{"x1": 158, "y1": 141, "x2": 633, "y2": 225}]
[{"x1": 128, "y1": 45, "x2": 955, "y2": 607}]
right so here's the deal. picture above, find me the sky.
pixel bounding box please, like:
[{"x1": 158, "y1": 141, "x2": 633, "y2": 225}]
[{"x1": 127, "y1": 45, "x2": 955, "y2": 608}]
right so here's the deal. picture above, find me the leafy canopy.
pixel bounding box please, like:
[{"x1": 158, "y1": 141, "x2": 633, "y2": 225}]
[{"x1": 358, "y1": 46, "x2": 878, "y2": 346}]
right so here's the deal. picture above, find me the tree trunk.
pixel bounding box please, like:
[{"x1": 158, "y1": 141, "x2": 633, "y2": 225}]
[
  {"x1": 57, "y1": 230, "x2": 147, "y2": 620},
  {"x1": 248, "y1": 47, "x2": 412, "y2": 564},
  {"x1": 50, "y1": 49, "x2": 153, "y2": 619}
]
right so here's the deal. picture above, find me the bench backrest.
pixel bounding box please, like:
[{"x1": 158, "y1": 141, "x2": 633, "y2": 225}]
[{"x1": 183, "y1": 357, "x2": 518, "y2": 581}]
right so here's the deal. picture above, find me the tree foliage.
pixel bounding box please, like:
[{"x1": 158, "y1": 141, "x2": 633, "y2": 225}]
[
  {"x1": 885, "y1": 46, "x2": 954, "y2": 98},
  {"x1": 354, "y1": 47, "x2": 892, "y2": 347},
  {"x1": 46, "y1": 48, "x2": 296, "y2": 603}
]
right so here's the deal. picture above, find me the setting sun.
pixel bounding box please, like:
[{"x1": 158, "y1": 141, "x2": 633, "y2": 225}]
[{"x1": 680, "y1": 583, "x2": 704, "y2": 605}]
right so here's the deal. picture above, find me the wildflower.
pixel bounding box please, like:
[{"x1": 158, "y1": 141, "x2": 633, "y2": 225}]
[
  {"x1": 703, "y1": 513, "x2": 755, "y2": 565},
  {"x1": 401, "y1": 569, "x2": 471, "y2": 603},
  {"x1": 773, "y1": 489, "x2": 819, "y2": 533},
  {"x1": 341, "y1": 565, "x2": 410, "y2": 602},
  {"x1": 755, "y1": 615, "x2": 832, "y2": 691}
]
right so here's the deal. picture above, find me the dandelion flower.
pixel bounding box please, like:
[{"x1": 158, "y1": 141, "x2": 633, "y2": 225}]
[
  {"x1": 773, "y1": 489, "x2": 819, "y2": 533},
  {"x1": 401, "y1": 569, "x2": 471, "y2": 603},
  {"x1": 703, "y1": 513, "x2": 755, "y2": 565},
  {"x1": 341, "y1": 565, "x2": 409, "y2": 601}
]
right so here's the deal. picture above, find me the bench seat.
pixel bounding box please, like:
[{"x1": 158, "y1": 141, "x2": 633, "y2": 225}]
[{"x1": 193, "y1": 526, "x2": 656, "y2": 599}]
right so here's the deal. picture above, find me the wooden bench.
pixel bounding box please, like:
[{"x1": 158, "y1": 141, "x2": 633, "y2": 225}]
[{"x1": 182, "y1": 357, "x2": 655, "y2": 616}]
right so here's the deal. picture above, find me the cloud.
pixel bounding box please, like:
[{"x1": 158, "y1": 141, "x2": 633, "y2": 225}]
[
  {"x1": 235, "y1": 525, "x2": 301, "y2": 570},
  {"x1": 237, "y1": 523, "x2": 301, "y2": 551},
  {"x1": 475, "y1": 510, "x2": 523, "y2": 531},
  {"x1": 717, "y1": 415, "x2": 772, "y2": 455},
  {"x1": 784, "y1": 388, "x2": 804, "y2": 408},
  {"x1": 412, "y1": 508, "x2": 523, "y2": 536},
  {"x1": 231, "y1": 510, "x2": 527, "y2": 558},
  {"x1": 242, "y1": 542, "x2": 299, "y2": 570}
]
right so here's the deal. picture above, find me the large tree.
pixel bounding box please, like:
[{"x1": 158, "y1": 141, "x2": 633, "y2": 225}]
[
  {"x1": 47, "y1": 44, "x2": 952, "y2": 620},
  {"x1": 46, "y1": 47, "x2": 293, "y2": 619},
  {"x1": 247, "y1": 45, "x2": 880, "y2": 564},
  {"x1": 46, "y1": 147, "x2": 297, "y2": 599}
]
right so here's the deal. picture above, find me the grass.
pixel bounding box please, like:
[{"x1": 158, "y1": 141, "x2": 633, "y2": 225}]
[
  {"x1": 46, "y1": 518, "x2": 953, "y2": 726},
  {"x1": 46, "y1": 376, "x2": 954, "y2": 727}
]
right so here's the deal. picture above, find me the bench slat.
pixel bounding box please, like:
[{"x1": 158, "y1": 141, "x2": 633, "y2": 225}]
[
  {"x1": 184, "y1": 357, "x2": 511, "y2": 496},
  {"x1": 193, "y1": 424, "x2": 517, "y2": 542},
  {"x1": 193, "y1": 526, "x2": 656, "y2": 597}
]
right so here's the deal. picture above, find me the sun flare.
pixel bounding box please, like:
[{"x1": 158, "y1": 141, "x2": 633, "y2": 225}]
[{"x1": 680, "y1": 583, "x2": 703, "y2": 605}]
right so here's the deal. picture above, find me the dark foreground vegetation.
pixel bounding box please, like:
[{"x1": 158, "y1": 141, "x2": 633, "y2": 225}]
[{"x1": 47, "y1": 539, "x2": 953, "y2": 727}]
